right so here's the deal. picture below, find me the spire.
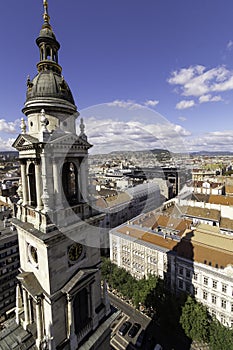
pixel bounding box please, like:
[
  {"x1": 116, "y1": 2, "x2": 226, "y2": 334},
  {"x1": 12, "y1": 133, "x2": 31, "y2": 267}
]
[
  {"x1": 35, "y1": 0, "x2": 61, "y2": 74},
  {"x1": 43, "y1": 0, "x2": 50, "y2": 25},
  {"x1": 23, "y1": 0, "x2": 77, "y2": 115}
]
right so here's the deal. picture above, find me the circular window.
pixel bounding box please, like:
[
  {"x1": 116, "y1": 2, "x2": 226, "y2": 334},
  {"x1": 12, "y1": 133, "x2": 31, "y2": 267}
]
[
  {"x1": 27, "y1": 244, "x2": 38, "y2": 267},
  {"x1": 30, "y1": 121, "x2": 33, "y2": 127},
  {"x1": 63, "y1": 121, "x2": 67, "y2": 127}
]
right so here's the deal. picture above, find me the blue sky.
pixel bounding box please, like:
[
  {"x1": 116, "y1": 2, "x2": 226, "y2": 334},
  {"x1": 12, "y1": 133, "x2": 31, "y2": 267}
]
[{"x1": 1, "y1": 0, "x2": 233, "y2": 153}]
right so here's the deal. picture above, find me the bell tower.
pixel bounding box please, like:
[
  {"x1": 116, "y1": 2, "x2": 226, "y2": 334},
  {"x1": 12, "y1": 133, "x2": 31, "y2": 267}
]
[{"x1": 12, "y1": 2, "x2": 112, "y2": 349}]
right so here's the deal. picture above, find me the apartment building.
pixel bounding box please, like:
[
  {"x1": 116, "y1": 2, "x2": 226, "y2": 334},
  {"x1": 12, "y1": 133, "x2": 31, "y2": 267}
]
[
  {"x1": 95, "y1": 182, "x2": 161, "y2": 251},
  {"x1": 110, "y1": 209, "x2": 233, "y2": 327},
  {"x1": 0, "y1": 219, "x2": 19, "y2": 321}
]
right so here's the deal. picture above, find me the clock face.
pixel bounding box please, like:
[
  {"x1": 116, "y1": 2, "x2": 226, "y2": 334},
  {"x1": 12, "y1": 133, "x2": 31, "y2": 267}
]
[{"x1": 68, "y1": 243, "x2": 83, "y2": 262}]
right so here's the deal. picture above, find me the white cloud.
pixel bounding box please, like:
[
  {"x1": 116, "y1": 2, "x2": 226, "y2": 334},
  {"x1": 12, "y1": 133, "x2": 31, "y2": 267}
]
[
  {"x1": 80, "y1": 102, "x2": 233, "y2": 155},
  {"x1": 0, "y1": 137, "x2": 16, "y2": 151},
  {"x1": 176, "y1": 100, "x2": 195, "y2": 110},
  {"x1": 81, "y1": 116, "x2": 191, "y2": 154},
  {"x1": 168, "y1": 65, "x2": 233, "y2": 106},
  {"x1": 85, "y1": 117, "x2": 233, "y2": 154},
  {"x1": 168, "y1": 65, "x2": 205, "y2": 85},
  {"x1": 0, "y1": 119, "x2": 19, "y2": 134},
  {"x1": 189, "y1": 131, "x2": 233, "y2": 152},
  {"x1": 212, "y1": 75, "x2": 233, "y2": 92},
  {"x1": 227, "y1": 40, "x2": 233, "y2": 50},
  {"x1": 178, "y1": 116, "x2": 187, "y2": 122},
  {"x1": 199, "y1": 94, "x2": 223, "y2": 103},
  {"x1": 107, "y1": 100, "x2": 144, "y2": 110},
  {"x1": 182, "y1": 66, "x2": 229, "y2": 97},
  {"x1": 144, "y1": 99, "x2": 159, "y2": 107},
  {"x1": 107, "y1": 99, "x2": 160, "y2": 110}
]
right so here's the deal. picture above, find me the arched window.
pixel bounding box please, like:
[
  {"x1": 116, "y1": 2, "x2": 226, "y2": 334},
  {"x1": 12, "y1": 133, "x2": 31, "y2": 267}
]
[
  {"x1": 45, "y1": 47, "x2": 51, "y2": 60},
  {"x1": 62, "y1": 162, "x2": 78, "y2": 205},
  {"x1": 73, "y1": 288, "x2": 89, "y2": 333},
  {"x1": 28, "y1": 163, "x2": 37, "y2": 207},
  {"x1": 40, "y1": 48, "x2": 43, "y2": 61}
]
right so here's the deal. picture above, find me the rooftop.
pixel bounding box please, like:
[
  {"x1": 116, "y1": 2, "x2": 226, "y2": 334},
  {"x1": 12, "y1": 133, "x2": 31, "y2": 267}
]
[
  {"x1": 192, "y1": 193, "x2": 233, "y2": 206},
  {"x1": 0, "y1": 318, "x2": 36, "y2": 350},
  {"x1": 110, "y1": 211, "x2": 233, "y2": 269}
]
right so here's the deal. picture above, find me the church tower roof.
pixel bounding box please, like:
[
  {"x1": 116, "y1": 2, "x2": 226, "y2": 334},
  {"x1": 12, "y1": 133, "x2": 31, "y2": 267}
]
[{"x1": 23, "y1": 0, "x2": 77, "y2": 116}]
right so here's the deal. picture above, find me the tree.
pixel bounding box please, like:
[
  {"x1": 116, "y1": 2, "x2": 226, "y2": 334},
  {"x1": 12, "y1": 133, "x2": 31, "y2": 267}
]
[
  {"x1": 209, "y1": 319, "x2": 233, "y2": 350},
  {"x1": 180, "y1": 296, "x2": 210, "y2": 343},
  {"x1": 101, "y1": 258, "x2": 159, "y2": 310},
  {"x1": 101, "y1": 257, "x2": 114, "y2": 280}
]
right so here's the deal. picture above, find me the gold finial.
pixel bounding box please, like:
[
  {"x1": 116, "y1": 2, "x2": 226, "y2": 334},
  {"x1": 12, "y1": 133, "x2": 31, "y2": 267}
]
[{"x1": 43, "y1": 0, "x2": 50, "y2": 24}]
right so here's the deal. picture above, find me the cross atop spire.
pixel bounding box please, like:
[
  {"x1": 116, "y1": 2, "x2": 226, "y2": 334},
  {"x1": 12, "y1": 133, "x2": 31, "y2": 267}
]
[{"x1": 43, "y1": 0, "x2": 50, "y2": 24}]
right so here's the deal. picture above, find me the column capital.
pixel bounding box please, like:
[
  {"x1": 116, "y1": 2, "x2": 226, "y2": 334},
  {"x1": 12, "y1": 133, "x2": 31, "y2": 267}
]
[
  {"x1": 67, "y1": 294, "x2": 73, "y2": 302},
  {"x1": 34, "y1": 158, "x2": 41, "y2": 166},
  {"x1": 19, "y1": 159, "x2": 27, "y2": 165},
  {"x1": 35, "y1": 295, "x2": 42, "y2": 304}
]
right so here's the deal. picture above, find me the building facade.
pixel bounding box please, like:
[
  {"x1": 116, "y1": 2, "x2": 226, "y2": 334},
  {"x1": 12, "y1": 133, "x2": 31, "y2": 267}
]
[
  {"x1": 96, "y1": 182, "x2": 161, "y2": 251},
  {"x1": 110, "y1": 210, "x2": 233, "y2": 328},
  {"x1": 0, "y1": 218, "x2": 19, "y2": 321}
]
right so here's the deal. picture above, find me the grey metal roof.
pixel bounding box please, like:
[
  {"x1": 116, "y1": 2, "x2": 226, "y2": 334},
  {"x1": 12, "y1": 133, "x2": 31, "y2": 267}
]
[
  {"x1": 126, "y1": 182, "x2": 159, "y2": 197},
  {"x1": 0, "y1": 318, "x2": 37, "y2": 350},
  {"x1": 26, "y1": 71, "x2": 75, "y2": 105}
]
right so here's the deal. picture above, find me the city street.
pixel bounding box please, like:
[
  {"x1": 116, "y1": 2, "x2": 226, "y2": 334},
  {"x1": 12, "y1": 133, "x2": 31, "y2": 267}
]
[
  {"x1": 109, "y1": 292, "x2": 191, "y2": 350},
  {"x1": 109, "y1": 292, "x2": 155, "y2": 350}
]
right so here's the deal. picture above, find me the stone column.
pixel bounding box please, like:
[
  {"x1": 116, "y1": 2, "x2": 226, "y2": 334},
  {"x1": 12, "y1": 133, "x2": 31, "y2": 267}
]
[
  {"x1": 80, "y1": 157, "x2": 88, "y2": 202},
  {"x1": 21, "y1": 161, "x2": 28, "y2": 206},
  {"x1": 67, "y1": 295, "x2": 73, "y2": 337},
  {"x1": 90, "y1": 283, "x2": 98, "y2": 330},
  {"x1": 28, "y1": 296, "x2": 33, "y2": 324},
  {"x1": 53, "y1": 158, "x2": 63, "y2": 210},
  {"x1": 23, "y1": 289, "x2": 30, "y2": 330},
  {"x1": 35, "y1": 298, "x2": 43, "y2": 348},
  {"x1": 67, "y1": 295, "x2": 78, "y2": 349},
  {"x1": 15, "y1": 284, "x2": 22, "y2": 325},
  {"x1": 40, "y1": 151, "x2": 52, "y2": 213},
  {"x1": 103, "y1": 280, "x2": 111, "y2": 316},
  {"x1": 35, "y1": 159, "x2": 43, "y2": 211},
  {"x1": 43, "y1": 44, "x2": 46, "y2": 60}
]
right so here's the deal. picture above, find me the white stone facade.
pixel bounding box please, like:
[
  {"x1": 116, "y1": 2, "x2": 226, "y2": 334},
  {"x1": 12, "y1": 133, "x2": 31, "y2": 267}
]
[
  {"x1": 176, "y1": 258, "x2": 233, "y2": 328},
  {"x1": 110, "y1": 218, "x2": 233, "y2": 328}
]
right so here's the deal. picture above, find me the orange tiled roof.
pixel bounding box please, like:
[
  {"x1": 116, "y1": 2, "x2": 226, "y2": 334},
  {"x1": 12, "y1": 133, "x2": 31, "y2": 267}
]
[
  {"x1": 209, "y1": 194, "x2": 233, "y2": 206},
  {"x1": 178, "y1": 224, "x2": 233, "y2": 267},
  {"x1": 225, "y1": 185, "x2": 233, "y2": 194},
  {"x1": 133, "y1": 212, "x2": 192, "y2": 233},
  {"x1": 115, "y1": 222, "x2": 233, "y2": 268},
  {"x1": 182, "y1": 206, "x2": 220, "y2": 221},
  {"x1": 117, "y1": 225, "x2": 179, "y2": 251},
  {"x1": 220, "y1": 217, "x2": 233, "y2": 230}
]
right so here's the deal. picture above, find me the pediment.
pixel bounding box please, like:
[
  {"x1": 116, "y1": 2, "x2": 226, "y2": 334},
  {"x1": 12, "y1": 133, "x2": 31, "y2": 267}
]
[
  {"x1": 17, "y1": 272, "x2": 44, "y2": 298},
  {"x1": 61, "y1": 268, "x2": 97, "y2": 295},
  {"x1": 12, "y1": 134, "x2": 39, "y2": 150},
  {"x1": 49, "y1": 132, "x2": 92, "y2": 150}
]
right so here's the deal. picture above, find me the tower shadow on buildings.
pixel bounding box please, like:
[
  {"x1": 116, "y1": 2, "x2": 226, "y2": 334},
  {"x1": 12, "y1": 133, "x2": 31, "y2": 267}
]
[{"x1": 137, "y1": 231, "x2": 195, "y2": 350}]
